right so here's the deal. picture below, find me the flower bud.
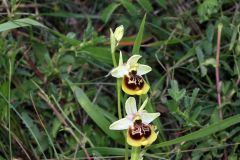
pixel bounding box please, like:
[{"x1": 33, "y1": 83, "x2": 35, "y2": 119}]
[{"x1": 114, "y1": 25, "x2": 124, "y2": 42}]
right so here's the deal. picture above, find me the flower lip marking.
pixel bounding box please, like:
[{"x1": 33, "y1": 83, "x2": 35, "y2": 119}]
[
  {"x1": 128, "y1": 119, "x2": 151, "y2": 140},
  {"x1": 124, "y1": 70, "x2": 144, "y2": 90}
]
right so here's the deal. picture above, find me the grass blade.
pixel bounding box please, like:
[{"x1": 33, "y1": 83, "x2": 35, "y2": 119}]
[
  {"x1": 67, "y1": 80, "x2": 122, "y2": 142},
  {"x1": 150, "y1": 114, "x2": 240, "y2": 149},
  {"x1": 132, "y1": 14, "x2": 146, "y2": 55},
  {"x1": 100, "y1": 3, "x2": 120, "y2": 23},
  {"x1": 0, "y1": 18, "x2": 47, "y2": 32},
  {"x1": 137, "y1": 0, "x2": 153, "y2": 13},
  {"x1": 120, "y1": 0, "x2": 138, "y2": 17}
]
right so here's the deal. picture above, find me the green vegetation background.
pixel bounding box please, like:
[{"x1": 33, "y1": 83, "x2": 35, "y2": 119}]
[{"x1": 0, "y1": 0, "x2": 240, "y2": 159}]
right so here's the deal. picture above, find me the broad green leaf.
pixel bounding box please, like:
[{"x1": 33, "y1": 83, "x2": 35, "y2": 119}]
[
  {"x1": 168, "y1": 80, "x2": 186, "y2": 102},
  {"x1": 81, "y1": 46, "x2": 113, "y2": 65},
  {"x1": 21, "y1": 112, "x2": 42, "y2": 142},
  {"x1": 67, "y1": 80, "x2": 122, "y2": 141},
  {"x1": 203, "y1": 58, "x2": 217, "y2": 68},
  {"x1": 0, "y1": 18, "x2": 46, "y2": 32},
  {"x1": 166, "y1": 100, "x2": 178, "y2": 113},
  {"x1": 100, "y1": 3, "x2": 120, "y2": 23},
  {"x1": 32, "y1": 43, "x2": 53, "y2": 70},
  {"x1": 137, "y1": 0, "x2": 153, "y2": 13},
  {"x1": 197, "y1": 0, "x2": 219, "y2": 23},
  {"x1": 202, "y1": 39, "x2": 213, "y2": 55},
  {"x1": 150, "y1": 114, "x2": 240, "y2": 149},
  {"x1": 196, "y1": 46, "x2": 207, "y2": 77},
  {"x1": 206, "y1": 24, "x2": 215, "y2": 42},
  {"x1": 132, "y1": 14, "x2": 146, "y2": 55}
]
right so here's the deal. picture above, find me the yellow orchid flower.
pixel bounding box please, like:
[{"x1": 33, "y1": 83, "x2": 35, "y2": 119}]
[
  {"x1": 109, "y1": 97, "x2": 160, "y2": 147},
  {"x1": 110, "y1": 54, "x2": 152, "y2": 95}
]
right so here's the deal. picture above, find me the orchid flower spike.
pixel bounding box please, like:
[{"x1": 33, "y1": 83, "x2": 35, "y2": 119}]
[
  {"x1": 110, "y1": 54, "x2": 152, "y2": 95},
  {"x1": 110, "y1": 97, "x2": 160, "y2": 147}
]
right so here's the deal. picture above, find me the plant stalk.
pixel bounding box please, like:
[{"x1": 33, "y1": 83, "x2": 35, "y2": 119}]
[
  {"x1": 130, "y1": 147, "x2": 141, "y2": 160},
  {"x1": 216, "y1": 23, "x2": 223, "y2": 120},
  {"x1": 8, "y1": 59, "x2": 12, "y2": 160},
  {"x1": 216, "y1": 23, "x2": 228, "y2": 160}
]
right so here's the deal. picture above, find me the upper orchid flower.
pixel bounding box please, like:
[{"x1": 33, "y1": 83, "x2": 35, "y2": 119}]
[
  {"x1": 110, "y1": 97, "x2": 160, "y2": 147},
  {"x1": 110, "y1": 54, "x2": 152, "y2": 95}
]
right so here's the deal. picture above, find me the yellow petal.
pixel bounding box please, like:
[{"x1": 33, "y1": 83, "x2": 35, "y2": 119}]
[
  {"x1": 141, "y1": 126, "x2": 158, "y2": 146},
  {"x1": 127, "y1": 135, "x2": 143, "y2": 147},
  {"x1": 135, "y1": 80, "x2": 150, "y2": 95},
  {"x1": 122, "y1": 79, "x2": 150, "y2": 95}
]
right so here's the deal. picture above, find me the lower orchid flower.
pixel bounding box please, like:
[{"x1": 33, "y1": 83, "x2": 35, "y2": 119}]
[{"x1": 109, "y1": 97, "x2": 160, "y2": 147}]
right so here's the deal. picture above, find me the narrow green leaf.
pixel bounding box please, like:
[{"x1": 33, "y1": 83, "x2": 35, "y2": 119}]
[
  {"x1": 132, "y1": 14, "x2": 147, "y2": 55},
  {"x1": 142, "y1": 36, "x2": 193, "y2": 47},
  {"x1": 190, "y1": 88, "x2": 200, "y2": 107},
  {"x1": 137, "y1": 0, "x2": 153, "y2": 13},
  {"x1": 0, "y1": 82, "x2": 9, "y2": 120},
  {"x1": 10, "y1": 108, "x2": 47, "y2": 159},
  {"x1": 150, "y1": 114, "x2": 240, "y2": 149},
  {"x1": 191, "y1": 106, "x2": 202, "y2": 121},
  {"x1": 171, "y1": 47, "x2": 196, "y2": 70},
  {"x1": 67, "y1": 80, "x2": 122, "y2": 141},
  {"x1": 120, "y1": 0, "x2": 138, "y2": 17},
  {"x1": 229, "y1": 25, "x2": 238, "y2": 51},
  {"x1": 155, "y1": 0, "x2": 167, "y2": 9},
  {"x1": 100, "y1": 3, "x2": 120, "y2": 23},
  {"x1": 76, "y1": 147, "x2": 162, "y2": 159},
  {"x1": 41, "y1": 12, "x2": 99, "y2": 19},
  {"x1": 0, "y1": 18, "x2": 47, "y2": 32},
  {"x1": 77, "y1": 147, "x2": 127, "y2": 157}
]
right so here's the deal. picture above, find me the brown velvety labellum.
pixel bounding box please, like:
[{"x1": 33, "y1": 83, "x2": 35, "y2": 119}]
[
  {"x1": 128, "y1": 122, "x2": 151, "y2": 140},
  {"x1": 124, "y1": 71, "x2": 144, "y2": 90}
]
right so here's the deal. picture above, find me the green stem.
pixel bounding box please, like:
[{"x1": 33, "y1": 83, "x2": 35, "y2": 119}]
[
  {"x1": 110, "y1": 32, "x2": 126, "y2": 159},
  {"x1": 110, "y1": 42, "x2": 117, "y2": 67},
  {"x1": 125, "y1": 140, "x2": 129, "y2": 160},
  {"x1": 130, "y1": 147, "x2": 141, "y2": 160},
  {"x1": 8, "y1": 59, "x2": 12, "y2": 160},
  {"x1": 117, "y1": 79, "x2": 122, "y2": 119}
]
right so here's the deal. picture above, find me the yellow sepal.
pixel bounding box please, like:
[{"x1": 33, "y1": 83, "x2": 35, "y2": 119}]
[
  {"x1": 127, "y1": 126, "x2": 157, "y2": 147},
  {"x1": 122, "y1": 79, "x2": 150, "y2": 95}
]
